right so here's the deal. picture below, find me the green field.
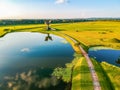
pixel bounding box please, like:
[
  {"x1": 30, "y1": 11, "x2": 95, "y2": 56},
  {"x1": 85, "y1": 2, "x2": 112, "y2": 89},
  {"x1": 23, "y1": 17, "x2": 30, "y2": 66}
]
[
  {"x1": 52, "y1": 21, "x2": 120, "y2": 49},
  {"x1": 0, "y1": 24, "x2": 45, "y2": 37}
]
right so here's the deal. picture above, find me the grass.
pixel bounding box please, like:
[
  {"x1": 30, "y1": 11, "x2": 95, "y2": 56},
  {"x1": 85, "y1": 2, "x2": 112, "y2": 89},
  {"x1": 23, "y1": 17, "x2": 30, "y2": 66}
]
[
  {"x1": 101, "y1": 62, "x2": 120, "y2": 90},
  {"x1": 52, "y1": 21, "x2": 120, "y2": 49},
  {"x1": 0, "y1": 24, "x2": 46, "y2": 37},
  {"x1": 52, "y1": 54, "x2": 82, "y2": 83},
  {"x1": 72, "y1": 57, "x2": 120, "y2": 90},
  {"x1": 72, "y1": 57, "x2": 93, "y2": 90},
  {"x1": 91, "y1": 58, "x2": 113, "y2": 90}
]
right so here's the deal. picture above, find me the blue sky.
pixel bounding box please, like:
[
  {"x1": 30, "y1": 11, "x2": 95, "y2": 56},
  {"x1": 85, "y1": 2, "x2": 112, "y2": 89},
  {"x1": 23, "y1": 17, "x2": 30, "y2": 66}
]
[{"x1": 0, "y1": 0, "x2": 120, "y2": 19}]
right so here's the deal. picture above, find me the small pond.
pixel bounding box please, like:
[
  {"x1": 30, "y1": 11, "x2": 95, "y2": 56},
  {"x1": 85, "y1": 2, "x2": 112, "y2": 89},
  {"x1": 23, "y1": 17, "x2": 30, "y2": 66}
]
[
  {"x1": 0, "y1": 32, "x2": 74, "y2": 90},
  {"x1": 88, "y1": 47, "x2": 120, "y2": 66}
]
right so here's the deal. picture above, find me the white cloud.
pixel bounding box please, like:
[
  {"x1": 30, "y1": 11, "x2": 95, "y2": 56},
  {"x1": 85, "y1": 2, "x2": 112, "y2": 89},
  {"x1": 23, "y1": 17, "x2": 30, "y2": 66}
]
[
  {"x1": 61, "y1": 40, "x2": 68, "y2": 44},
  {"x1": 55, "y1": 0, "x2": 68, "y2": 4},
  {"x1": 21, "y1": 48, "x2": 30, "y2": 52}
]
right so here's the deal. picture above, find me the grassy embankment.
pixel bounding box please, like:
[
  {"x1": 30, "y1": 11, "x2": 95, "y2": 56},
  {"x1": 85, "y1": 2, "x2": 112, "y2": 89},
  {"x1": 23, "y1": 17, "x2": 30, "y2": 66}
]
[
  {"x1": 0, "y1": 24, "x2": 46, "y2": 37},
  {"x1": 50, "y1": 31, "x2": 81, "y2": 53}
]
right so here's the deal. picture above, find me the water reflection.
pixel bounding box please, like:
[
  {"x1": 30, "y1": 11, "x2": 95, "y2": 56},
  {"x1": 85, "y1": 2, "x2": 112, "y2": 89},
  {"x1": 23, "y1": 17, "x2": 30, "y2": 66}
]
[
  {"x1": 0, "y1": 32, "x2": 74, "y2": 90},
  {"x1": 116, "y1": 56, "x2": 120, "y2": 64},
  {"x1": 0, "y1": 69, "x2": 59, "y2": 90},
  {"x1": 45, "y1": 33, "x2": 53, "y2": 41}
]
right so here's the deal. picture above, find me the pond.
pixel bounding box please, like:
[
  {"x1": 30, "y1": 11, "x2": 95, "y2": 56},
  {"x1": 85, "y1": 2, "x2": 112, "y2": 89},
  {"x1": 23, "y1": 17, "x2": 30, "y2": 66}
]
[
  {"x1": 88, "y1": 47, "x2": 120, "y2": 66},
  {"x1": 0, "y1": 32, "x2": 75, "y2": 90}
]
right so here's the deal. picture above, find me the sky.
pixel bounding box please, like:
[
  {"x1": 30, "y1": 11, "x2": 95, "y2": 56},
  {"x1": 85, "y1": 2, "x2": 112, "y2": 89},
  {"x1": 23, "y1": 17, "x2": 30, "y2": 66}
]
[{"x1": 0, "y1": 0, "x2": 120, "y2": 19}]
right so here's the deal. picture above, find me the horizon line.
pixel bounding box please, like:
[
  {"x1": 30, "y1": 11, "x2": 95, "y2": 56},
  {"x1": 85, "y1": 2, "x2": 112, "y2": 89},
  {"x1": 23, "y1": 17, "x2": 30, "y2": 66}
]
[{"x1": 1, "y1": 17, "x2": 120, "y2": 20}]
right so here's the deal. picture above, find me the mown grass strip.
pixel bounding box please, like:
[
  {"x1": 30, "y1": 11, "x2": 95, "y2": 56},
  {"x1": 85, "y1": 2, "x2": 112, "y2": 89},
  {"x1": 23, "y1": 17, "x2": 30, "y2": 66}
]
[
  {"x1": 72, "y1": 57, "x2": 93, "y2": 90},
  {"x1": 101, "y1": 62, "x2": 120, "y2": 90}
]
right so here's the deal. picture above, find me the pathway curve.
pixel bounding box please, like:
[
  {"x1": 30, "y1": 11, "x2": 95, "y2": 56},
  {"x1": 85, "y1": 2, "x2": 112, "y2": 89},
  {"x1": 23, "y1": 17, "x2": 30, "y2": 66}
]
[{"x1": 62, "y1": 33, "x2": 101, "y2": 90}]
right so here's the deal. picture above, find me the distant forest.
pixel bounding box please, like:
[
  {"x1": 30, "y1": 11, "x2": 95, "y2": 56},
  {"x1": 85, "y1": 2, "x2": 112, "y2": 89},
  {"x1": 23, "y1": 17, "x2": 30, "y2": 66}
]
[{"x1": 0, "y1": 18, "x2": 120, "y2": 26}]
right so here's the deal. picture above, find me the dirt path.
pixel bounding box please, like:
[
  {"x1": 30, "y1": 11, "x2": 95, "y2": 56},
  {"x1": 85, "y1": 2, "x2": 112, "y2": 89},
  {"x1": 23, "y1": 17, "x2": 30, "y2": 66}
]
[
  {"x1": 63, "y1": 33, "x2": 101, "y2": 90},
  {"x1": 78, "y1": 45, "x2": 101, "y2": 90}
]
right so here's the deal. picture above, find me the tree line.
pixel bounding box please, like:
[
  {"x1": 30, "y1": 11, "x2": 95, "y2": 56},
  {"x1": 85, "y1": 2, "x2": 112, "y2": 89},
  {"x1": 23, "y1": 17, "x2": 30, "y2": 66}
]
[{"x1": 0, "y1": 18, "x2": 120, "y2": 26}]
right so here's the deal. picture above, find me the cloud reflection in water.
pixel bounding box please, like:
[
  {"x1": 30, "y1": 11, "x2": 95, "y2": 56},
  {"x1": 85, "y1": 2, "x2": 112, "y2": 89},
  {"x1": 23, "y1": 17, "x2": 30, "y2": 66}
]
[{"x1": 1, "y1": 70, "x2": 59, "y2": 90}]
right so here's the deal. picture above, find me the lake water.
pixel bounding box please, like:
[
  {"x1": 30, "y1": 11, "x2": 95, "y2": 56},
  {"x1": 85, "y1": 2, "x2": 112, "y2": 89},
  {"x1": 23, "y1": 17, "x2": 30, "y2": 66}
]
[
  {"x1": 0, "y1": 32, "x2": 74, "y2": 90},
  {"x1": 88, "y1": 47, "x2": 120, "y2": 66}
]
